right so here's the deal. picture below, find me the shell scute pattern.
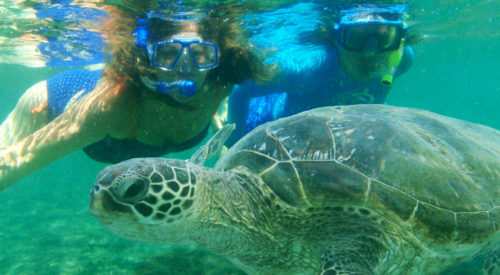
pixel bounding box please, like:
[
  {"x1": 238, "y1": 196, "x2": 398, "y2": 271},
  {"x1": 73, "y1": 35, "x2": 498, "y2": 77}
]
[
  {"x1": 294, "y1": 160, "x2": 369, "y2": 206},
  {"x1": 366, "y1": 178, "x2": 417, "y2": 222},
  {"x1": 491, "y1": 207, "x2": 500, "y2": 231},
  {"x1": 326, "y1": 116, "x2": 400, "y2": 171},
  {"x1": 327, "y1": 110, "x2": 498, "y2": 201},
  {"x1": 217, "y1": 106, "x2": 500, "y2": 243},
  {"x1": 266, "y1": 115, "x2": 335, "y2": 161},
  {"x1": 260, "y1": 162, "x2": 301, "y2": 206},
  {"x1": 412, "y1": 202, "x2": 457, "y2": 243},
  {"x1": 220, "y1": 149, "x2": 276, "y2": 176},
  {"x1": 244, "y1": 126, "x2": 291, "y2": 161},
  {"x1": 456, "y1": 212, "x2": 496, "y2": 243}
]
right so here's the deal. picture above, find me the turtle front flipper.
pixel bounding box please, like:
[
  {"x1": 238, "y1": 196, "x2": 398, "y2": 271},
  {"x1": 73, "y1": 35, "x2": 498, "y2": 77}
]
[
  {"x1": 482, "y1": 246, "x2": 500, "y2": 275},
  {"x1": 189, "y1": 124, "x2": 235, "y2": 165},
  {"x1": 320, "y1": 243, "x2": 378, "y2": 275}
]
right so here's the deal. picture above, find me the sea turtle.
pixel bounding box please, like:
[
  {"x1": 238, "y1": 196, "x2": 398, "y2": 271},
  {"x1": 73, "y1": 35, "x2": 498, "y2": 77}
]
[{"x1": 90, "y1": 105, "x2": 500, "y2": 275}]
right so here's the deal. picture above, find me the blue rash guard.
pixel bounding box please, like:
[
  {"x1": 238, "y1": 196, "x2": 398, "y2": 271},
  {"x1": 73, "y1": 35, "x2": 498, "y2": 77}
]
[
  {"x1": 46, "y1": 69, "x2": 208, "y2": 163},
  {"x1": 226, "y1": 2, "x2": 414, "y2": 146}
]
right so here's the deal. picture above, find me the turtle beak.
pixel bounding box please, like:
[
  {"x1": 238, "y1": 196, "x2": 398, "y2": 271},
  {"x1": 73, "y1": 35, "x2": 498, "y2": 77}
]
[
  {"x1": 89, "y1": 185, "x2": 133, "y2": 222},
  {"x1": 89, "y1": 187, "x2": 109, "y2": 220}
]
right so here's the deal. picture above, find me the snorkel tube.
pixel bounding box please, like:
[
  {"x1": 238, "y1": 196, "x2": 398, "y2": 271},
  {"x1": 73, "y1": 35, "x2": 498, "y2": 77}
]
[
  {"x1": 140, "y1": 75, "x2": 196, "y2": 103},
  {"x1": 380, "y1": 43, "x2": 406, "y2": 86},
  {"x1": 381, "y1": 74, "x2": 393, "y2": 86}
]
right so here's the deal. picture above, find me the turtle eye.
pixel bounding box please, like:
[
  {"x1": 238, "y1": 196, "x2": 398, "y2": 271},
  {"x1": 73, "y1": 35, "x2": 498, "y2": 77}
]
[{"x1": 111, "y1": 175, "x2": 150, "y2": 203}]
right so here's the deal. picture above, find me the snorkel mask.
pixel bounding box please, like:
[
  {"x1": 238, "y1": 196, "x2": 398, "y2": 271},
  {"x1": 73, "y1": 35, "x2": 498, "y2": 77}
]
[
  {"x1": 133, "y1": 10, "x2": 219, "y2": 103},
  {"x1": 334, "y1": 4, "x2": 408, "y2": 86}
]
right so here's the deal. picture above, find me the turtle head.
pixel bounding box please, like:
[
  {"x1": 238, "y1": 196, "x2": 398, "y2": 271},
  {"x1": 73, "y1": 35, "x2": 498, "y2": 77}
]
[{"x1": 90, "y1": 157, "x2": 203, "y2": 243}]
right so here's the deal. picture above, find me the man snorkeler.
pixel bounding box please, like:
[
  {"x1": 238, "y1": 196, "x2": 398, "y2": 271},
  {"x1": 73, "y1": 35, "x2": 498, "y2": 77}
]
[{"x1": 224, "y1": 3, "x2": 418, "y2": 145}]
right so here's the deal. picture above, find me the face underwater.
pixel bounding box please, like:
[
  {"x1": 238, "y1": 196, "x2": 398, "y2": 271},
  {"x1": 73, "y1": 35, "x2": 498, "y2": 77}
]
[
  {"x1": 135, "y1": 16, "x2": 220, "y2": 103},
  {"x1": 335, "y1": 16, "x2": 407, "y2": 84}
]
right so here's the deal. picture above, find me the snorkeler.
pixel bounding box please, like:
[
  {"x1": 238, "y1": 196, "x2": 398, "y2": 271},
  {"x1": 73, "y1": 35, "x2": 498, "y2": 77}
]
[
  {"x1": 0, "y1": 6, "x2": 272, "y2": 190},
  {"x1": 224, "y1": 3, "x2": 418, "y2": 145}
]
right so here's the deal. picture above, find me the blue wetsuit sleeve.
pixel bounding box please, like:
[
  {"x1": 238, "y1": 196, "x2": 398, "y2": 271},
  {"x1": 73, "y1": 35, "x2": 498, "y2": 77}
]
[
  {"x1": 227, "y1": 84, "x2": 252, "y2": 145},
  {"x1": 395, "y1": 46, "x2": 414, "y2": 77},
  {"x1": 227, "y1": 2, "x2": 329, "y2": 145},
  {"x1": 227, "y1": 81, "x2": 281, "y2": 138},
  {"x1": 227, "y1": 85, "x2": 288, "y2": 146},
  {"x1": 227, "y1": 45, "x2": 329, "y2": 146},
  {"x1": 227, "y1": 81, "x2": 284, "y2": 146}
]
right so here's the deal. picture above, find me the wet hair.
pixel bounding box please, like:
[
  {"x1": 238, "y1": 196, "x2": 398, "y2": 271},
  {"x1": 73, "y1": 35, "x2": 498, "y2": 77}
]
[{"x1": 101, "y1": 4, "x2": 274, "y2": 90}]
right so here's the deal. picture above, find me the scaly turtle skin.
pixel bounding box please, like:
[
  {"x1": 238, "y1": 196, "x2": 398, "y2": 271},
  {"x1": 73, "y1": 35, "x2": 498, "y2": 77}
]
[{"x1": 90, "y1": 105, "x2": 500, "y2": 275}]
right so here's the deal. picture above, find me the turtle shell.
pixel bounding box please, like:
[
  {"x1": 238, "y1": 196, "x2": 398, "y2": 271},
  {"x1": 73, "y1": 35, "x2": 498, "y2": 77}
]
[{"x1": 215, "y1": 105, "x2": 500, "y2": 244}]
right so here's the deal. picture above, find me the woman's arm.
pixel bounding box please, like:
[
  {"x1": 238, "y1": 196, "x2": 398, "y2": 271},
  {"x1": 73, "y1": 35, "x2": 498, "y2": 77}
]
[
  {"x1": 0, "y1": 81, "x2": 50, "y2": 148},
  {"x1": 0, "y1": 79, "x2": 132, "y2": 191}
]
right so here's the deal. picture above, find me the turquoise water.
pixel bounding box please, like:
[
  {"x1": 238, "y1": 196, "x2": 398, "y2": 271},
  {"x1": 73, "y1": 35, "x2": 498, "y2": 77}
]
[{"x1": 1, "y1": 1, "x2": 499, "y2": 274}]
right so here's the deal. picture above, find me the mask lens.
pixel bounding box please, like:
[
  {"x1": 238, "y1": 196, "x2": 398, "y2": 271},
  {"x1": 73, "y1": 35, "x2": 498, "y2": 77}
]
[
  {"x1": 375, "y1": 24, "x2": 401, "y2": 50},
  {"x1": 341, "y1": 23, "x2": 403, "y2": 52},
  {"x1": 343, "y1": 24, "x2": 373, "y2": 51},
  {"x1": 154, "y1": 43, "x2": 182, "y2": 68},
  {"x1": 190, "y1": 43, "x2": 217, "y2": 68}
]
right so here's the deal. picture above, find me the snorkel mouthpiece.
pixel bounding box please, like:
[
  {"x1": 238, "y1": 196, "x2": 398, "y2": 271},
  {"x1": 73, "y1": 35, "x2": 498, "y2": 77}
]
[
  {"x1": 381, "y1": 74, "x2": 393, "y2": 86},
  {"x1": 156, "y1": 80, "x2": 196, "y2": 97},
  {"x1": 140, "y1": 75, "x2": 196, "y2": 103}
]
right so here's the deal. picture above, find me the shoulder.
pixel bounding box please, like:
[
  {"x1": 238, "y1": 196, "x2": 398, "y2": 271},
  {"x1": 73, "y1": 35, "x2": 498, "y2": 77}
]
[
  {"x1": 395, "y1": 46, "x2": 414, "y2": 77},
  {"x1": 25, "y1": 80, "x2": 48, "y2": 98},
  {"x1": 47, "y1": 69, "x2": 103, "y2": 89},
  {"x1": 14, "y1": 80, "x2": 50, "y2": 117},
  {"x1": 46, "y1": 69, "x2": 105, "y2": 119},
  {"x1": 60, "y1": 76, "x2": 132, "y2": 139}
]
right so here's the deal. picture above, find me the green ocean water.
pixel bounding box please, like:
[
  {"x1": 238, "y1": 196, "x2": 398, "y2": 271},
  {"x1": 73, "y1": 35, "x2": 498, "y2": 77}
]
[{"x1": 1, "y1": 1, "x2": 499, "y2": 274}]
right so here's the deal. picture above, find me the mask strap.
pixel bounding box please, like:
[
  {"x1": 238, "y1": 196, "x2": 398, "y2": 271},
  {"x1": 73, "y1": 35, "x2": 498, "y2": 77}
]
[{"x1": 133, "y1": 18, "x2": 149, "y2": 49}]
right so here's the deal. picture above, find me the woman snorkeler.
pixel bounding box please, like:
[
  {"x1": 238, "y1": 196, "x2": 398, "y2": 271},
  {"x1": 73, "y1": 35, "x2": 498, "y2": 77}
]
[{"x1": 0, "y1": 4, "x2": 273, "y2": 191}]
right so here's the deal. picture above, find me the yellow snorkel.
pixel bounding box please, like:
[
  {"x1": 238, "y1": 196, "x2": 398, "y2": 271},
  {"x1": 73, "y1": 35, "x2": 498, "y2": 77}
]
[
  {"x1": 380, "y1": 42, "x2": 405, "y2": 86},
  {"x1": 381, "y1": 74, "x2": 393, "y2": 86}
]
